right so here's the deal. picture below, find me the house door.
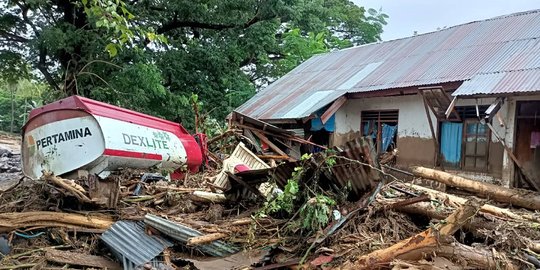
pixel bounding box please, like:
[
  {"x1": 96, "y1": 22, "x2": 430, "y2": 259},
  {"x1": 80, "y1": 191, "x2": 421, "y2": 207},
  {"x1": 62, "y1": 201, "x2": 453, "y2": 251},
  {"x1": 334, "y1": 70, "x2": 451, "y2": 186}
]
[
  {"x1": 514, "y1": 101, "x2": 540, "y2": 189},
  {"x1": 440, "y1": 122, "x2": 462, "y2": 167}
]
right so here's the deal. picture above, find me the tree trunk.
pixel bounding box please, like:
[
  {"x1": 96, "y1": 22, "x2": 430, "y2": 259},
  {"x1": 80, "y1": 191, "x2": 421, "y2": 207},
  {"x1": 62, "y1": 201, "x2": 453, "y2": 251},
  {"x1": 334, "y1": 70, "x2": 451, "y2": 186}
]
[
  {"x1": 0, "y1": 211, "x2": 113, "y2": 232},
  {"x1": 341, "y1": 200, "x2": 480, "y2": 269},
  {"x1": 411, "y1": 166, "x2": 540, "y2": 210},
  {"x1": 436, "y1": 242, "x2": 519, "y2": 270},
  {"x1": 393, "y1": 200, "x2": 540, "y2": 254},
  {"x1": 395, "y1": 183, "x2": 540, "y2": 223},
  {"x1": 9, "y1": 82, "x2": 15, "y2": 133}
]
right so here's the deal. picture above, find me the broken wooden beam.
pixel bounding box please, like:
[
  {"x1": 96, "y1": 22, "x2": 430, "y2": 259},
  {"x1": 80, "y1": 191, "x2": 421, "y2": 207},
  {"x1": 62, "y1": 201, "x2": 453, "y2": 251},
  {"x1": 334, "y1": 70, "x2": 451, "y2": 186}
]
[
  {"x1": 411, "y1": 166, "x2": 540, "y2": 211},
  {"x1": 321, "y1": 96, "x2": 347, "y2": 124},
  {"x1": 191, "y1": 191, "x2": 228, "y2": 203},
  {"x1": 45, "y1": 249, "x2": 121, "y2": 270},
  {"x1": 187, "y1": 232, "x2": 228, "y2": 246},
  {"x1": 252, "y1": 130, "x2": 290, "y2": 158},
  {"x1": 342, "y1": 200, "x2": 480, "y2": 269}
]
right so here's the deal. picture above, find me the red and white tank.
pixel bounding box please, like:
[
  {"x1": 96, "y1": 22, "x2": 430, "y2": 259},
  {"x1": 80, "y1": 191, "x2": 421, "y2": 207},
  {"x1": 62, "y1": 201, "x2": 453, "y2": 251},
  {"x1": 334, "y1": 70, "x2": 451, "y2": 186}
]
[{"x1": 22, "y1": 96, "x2": 203, "y2": 179}]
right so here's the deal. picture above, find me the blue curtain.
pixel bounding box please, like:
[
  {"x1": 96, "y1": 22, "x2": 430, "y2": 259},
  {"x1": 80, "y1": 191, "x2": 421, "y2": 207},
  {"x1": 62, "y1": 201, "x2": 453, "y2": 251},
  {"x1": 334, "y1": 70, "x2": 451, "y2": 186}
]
[
  {"x1": 440, "y1": 122, "x2": 463, "y2": 166},
  {"x1": 381, "y1": 124, "x2": 397, "y2": 152}
]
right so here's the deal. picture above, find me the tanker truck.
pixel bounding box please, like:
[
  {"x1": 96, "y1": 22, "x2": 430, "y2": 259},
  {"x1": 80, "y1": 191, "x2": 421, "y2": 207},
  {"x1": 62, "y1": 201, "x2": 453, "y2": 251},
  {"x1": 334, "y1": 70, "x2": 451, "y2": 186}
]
[{"x1": 21, "y1": 95, "x2": 205, "y2": 180}]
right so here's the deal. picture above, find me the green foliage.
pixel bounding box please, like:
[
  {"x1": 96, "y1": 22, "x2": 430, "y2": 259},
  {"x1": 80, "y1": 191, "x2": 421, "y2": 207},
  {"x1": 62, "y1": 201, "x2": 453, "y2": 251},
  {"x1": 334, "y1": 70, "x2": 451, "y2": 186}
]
[
  {"x1": 81, "y1": 0, "x2": 166, "y2": 57},
  {"x1": 264, "y1": 179, "x2": 300, "y2": 215},
  {"x1": 299, "y1": 195, "x2": 336, "y2": 231},
  {"x1": 0, "y1": 80, "x2": 48, "y2": 133}
]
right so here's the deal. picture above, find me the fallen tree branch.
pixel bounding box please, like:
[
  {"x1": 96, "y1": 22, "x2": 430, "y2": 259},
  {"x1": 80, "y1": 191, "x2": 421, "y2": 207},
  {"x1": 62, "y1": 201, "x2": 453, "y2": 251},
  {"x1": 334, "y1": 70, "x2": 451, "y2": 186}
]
[
  {"x1": 393, "y1": 200, "x2": 540, "y2": 255},
  {"x1": 342, "y1": 199, "x2": 481, "y2": 269},
  {"x1": 411, "y1": 166, "x2": 540, "y2": 210}
]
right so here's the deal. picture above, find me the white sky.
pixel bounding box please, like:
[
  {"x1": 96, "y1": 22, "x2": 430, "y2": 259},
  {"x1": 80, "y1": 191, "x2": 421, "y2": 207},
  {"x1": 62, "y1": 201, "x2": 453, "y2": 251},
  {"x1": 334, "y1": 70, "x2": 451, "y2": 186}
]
[{"x1": 354, "y1": 0, "x2": 540, "y2": 41}]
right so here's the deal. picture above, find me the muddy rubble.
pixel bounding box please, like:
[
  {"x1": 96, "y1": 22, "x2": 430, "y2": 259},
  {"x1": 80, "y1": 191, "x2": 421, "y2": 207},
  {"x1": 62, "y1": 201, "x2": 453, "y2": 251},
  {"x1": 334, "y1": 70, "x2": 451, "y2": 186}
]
[{"x1": 1, "y1": 126, "x2": 540, "y2": 270}]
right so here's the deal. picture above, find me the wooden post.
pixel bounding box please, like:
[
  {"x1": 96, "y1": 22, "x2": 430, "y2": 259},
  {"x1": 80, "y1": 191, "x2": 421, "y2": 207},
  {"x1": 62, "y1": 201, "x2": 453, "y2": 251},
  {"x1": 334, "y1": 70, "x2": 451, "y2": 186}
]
[{"x1": 419, "y1": 90, "x2": 444, "y2": 170}]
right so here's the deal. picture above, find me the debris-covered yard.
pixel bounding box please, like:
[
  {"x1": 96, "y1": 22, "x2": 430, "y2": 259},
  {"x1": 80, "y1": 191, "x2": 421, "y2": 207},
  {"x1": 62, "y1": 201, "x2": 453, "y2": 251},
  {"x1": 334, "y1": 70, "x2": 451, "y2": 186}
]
[{"x1": 1, "y1": 119, "x2": 540, "y2": 270}]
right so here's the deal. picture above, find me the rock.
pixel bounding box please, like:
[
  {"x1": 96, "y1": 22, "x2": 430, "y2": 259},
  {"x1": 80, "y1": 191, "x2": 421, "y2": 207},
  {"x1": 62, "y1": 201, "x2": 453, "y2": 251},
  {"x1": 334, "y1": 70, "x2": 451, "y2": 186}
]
[
  {"x1": 0, "y1": 147, "x2": 12, "y2": 158},
  {"x1": 0, "y1": 235, "x2": 10, "y2": 257},
  {"x1": 7, "y1": 167, "x2": 20, "y2": 173}
]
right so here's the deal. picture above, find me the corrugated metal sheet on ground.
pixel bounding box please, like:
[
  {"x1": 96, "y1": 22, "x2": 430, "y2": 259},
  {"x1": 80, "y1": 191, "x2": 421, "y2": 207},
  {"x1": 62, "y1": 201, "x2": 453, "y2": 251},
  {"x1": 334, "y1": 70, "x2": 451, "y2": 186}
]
[
  {"x1": 144, "y1": 214, "x2": 239, "y2": 257},
  {"x1": 236, "y1": 9, "x2": 540, "y2": 120},
  {"x1": 101, "y1": 221, "x2": 173, "y2": 270}
]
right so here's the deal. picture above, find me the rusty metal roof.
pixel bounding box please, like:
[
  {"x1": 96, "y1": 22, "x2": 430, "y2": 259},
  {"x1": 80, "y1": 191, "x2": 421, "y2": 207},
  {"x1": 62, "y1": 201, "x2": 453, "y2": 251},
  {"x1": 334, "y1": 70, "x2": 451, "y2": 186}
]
[{"x1": 237, "y1": 9, "x2": 540, "y2": 120}]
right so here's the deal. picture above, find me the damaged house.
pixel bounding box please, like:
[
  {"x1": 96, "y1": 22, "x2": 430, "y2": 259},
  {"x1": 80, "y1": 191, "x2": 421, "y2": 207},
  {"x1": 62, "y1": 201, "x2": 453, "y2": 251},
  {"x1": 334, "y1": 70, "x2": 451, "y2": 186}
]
[{"x1": 236, "y1": 10, "x2": 540, "y2": 190}]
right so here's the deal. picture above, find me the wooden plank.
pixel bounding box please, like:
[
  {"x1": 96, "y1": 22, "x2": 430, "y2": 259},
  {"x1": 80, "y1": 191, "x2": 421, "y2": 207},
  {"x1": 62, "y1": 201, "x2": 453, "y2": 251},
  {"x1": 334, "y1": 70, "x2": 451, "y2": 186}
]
[
  {"x1": 45, "y1": 249, "x2": 122, "y2": 270},
  {"x1": 252, "y1": 131, "x2": 289, "y2": 157},
  {"x1": 321, "y1": 96, "x2": 347, "y2": 124}
]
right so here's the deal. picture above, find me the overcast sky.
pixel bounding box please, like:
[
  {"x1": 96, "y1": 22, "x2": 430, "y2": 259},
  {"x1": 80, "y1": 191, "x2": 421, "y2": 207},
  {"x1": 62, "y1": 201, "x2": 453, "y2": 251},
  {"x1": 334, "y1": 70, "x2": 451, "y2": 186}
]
[{"x1": 354, "y1": 0, "x2": 540, "y2": 41}]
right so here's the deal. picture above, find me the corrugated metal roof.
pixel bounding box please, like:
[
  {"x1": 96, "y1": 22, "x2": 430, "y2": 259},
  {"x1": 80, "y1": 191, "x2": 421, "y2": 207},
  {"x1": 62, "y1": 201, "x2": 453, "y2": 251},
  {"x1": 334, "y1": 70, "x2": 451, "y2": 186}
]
[
  {"x1": 101, "y1": 221, "x2": 173, "y2": 270},
  {"x1": 144, "y1": 214, "x2": 239, "y2": 257},
  {"x1": 237, "y1": 9, "x2": 540, "y2": 120},
  {"x1": 453, "y1": 68, "x2": 540, "y2": 95}
]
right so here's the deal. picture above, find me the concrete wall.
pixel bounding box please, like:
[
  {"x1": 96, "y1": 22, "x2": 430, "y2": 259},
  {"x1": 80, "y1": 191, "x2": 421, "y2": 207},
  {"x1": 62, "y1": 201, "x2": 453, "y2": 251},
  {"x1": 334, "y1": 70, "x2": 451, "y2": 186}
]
[{"x1": 332, "y1": 93, "x2": 540, "y2": 185}]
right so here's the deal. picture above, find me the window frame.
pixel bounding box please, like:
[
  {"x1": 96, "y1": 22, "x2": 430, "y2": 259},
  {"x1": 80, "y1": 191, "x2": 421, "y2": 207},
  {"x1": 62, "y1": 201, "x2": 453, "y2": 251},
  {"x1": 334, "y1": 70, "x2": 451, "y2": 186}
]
[
  {"x1": 461, "y1": 118, "x2": 491, "y2": 172},
  {"x1": 361, "y1": 110, "x2": 399, "y2": 153}
]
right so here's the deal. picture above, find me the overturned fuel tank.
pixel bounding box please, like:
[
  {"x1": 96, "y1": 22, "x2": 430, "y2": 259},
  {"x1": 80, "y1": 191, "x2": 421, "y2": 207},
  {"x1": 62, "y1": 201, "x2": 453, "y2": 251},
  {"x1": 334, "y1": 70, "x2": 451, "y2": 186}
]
[{"x1": 22, "y1": 96, "x2": 202, "y2": 179}]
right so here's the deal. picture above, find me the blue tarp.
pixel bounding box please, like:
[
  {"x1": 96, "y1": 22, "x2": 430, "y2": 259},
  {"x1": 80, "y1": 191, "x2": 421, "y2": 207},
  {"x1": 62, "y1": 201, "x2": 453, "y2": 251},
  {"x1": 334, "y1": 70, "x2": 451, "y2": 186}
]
[
  {"x1": 440, "y1": 122, "x2": 463, "y2": 166},
  {"x1": 311, "y1": 113, "x2": 335, "y2": 132},
  {"x1": 363, "y1": 121, "x2": 376, "y2": 139}
]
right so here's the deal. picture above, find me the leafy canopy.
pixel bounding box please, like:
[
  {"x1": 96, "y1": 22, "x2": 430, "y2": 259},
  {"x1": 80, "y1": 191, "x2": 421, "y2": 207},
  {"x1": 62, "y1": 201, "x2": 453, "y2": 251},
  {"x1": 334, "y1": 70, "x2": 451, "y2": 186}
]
[{"x1": 0, "y1": 0, "x2": 387, "y2": 131}]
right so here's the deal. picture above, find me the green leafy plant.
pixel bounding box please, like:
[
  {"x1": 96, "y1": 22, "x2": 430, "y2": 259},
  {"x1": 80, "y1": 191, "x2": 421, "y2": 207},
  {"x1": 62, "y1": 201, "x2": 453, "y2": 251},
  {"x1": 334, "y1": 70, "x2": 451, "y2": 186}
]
[
  {"x1": 299, "y1": 195, "x2": 336, "y2": 231},
  {"x1": 260, "y1": 179, "x2": 300, "y2": 216}
]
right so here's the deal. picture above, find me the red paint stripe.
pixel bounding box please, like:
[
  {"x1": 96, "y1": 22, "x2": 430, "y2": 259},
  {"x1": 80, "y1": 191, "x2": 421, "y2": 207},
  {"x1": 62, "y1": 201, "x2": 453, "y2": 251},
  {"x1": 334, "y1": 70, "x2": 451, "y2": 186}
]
[{"x1": 103, "y1": 149, "x2": 162, "y2": 160}]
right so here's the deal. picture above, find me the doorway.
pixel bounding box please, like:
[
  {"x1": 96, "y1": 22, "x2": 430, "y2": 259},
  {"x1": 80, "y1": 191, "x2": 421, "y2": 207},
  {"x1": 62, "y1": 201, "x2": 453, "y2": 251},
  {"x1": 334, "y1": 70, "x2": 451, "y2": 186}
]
[{"x1": 514, "y1": 101, "x2": 540, "y2": 189}]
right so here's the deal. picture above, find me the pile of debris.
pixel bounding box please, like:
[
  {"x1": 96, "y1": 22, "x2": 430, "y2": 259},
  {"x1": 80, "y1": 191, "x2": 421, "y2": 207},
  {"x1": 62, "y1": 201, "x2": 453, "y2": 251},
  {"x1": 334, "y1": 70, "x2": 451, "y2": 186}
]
[{"x1": 1, "y1": 123, "x2": 540, "y2": 270}]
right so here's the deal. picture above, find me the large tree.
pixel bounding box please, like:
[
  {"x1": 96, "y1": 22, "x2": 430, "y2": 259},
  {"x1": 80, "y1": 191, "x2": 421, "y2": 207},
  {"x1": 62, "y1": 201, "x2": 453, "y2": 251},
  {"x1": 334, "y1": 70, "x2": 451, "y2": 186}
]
[{"x1": 0, "y1": 0, "x2": 387, "y2": 130}]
